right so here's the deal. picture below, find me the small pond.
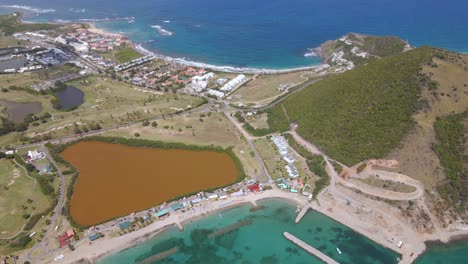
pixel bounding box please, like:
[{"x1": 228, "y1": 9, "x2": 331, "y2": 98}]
[
  {"x1": 0, "y1": 99, "x2": 42, "y2": 124},
  {"x1": 54, "y1": 86, "x2": 84, "y2": 110}
]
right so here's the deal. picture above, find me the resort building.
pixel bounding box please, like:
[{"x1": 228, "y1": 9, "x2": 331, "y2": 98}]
[
  {"x1": 283, "y1": 154, "x2": 296, "y2": 164},
  {"x1": 271, "y1": 135, "x2": 289, "y2": 156},
  {"x1": 191, "y1": 72, "x2": 214, "y2": 92},
  {"x1": 285, "y1": 164, "x2": 299, "y2": 178},
  {"x1": 220, "y1": 74, "x2": 246, "y2": 93},
  {"x1": 207, "y1": 89, "x2": 225, "y2": 98}
]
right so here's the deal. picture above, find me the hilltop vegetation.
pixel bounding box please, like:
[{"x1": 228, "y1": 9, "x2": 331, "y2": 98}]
[
  {"x1": 0, "y1": 13, "x2": 62, "y2": 35},
  {"x1": 267, "y1": 47, "x2": 434, "y2": 165},
  {"x1": 434, "y1": 111, "x2": 467, "y2": 211},
  {"x1": 315, "y1": 33, "x2": 408, "y2": 66}
]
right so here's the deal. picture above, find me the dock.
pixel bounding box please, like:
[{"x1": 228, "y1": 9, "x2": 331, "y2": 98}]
[
  {"x1": 295, "y1": 206, "x2": 310, "y2": 223},
  {"x1": 176, "y1": 221, "x2": 184, "y2": 231},
  {"x1": 283, "y1": 232, "x2": 339, "y2": 264},
  {"x1": 137, "y1": 246, "x2": 178, "y2": 264}
]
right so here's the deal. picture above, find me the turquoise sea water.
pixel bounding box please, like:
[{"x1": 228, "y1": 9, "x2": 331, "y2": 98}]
[
  {"x1": 1, "y1": 0, "x2": 467, "y2": 69},
  {"x1": 415, "y1": 241, "x2": 468, "y2": 264},
  {"x1": 98, "y1": 199, "x2": 399, "y2": 264}
]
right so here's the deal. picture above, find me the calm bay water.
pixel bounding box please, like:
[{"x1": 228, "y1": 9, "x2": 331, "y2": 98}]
[
  {"x1": 1, "y1": 0, "x2": 467, "y2": 69},
  {"x1": 98, "y1": 199, "x2": 399, "y2": 264}
]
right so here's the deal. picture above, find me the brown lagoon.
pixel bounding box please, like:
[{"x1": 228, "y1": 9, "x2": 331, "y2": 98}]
[{"x1": 61, "y1": 141, "x2": 239, "y2": 226}]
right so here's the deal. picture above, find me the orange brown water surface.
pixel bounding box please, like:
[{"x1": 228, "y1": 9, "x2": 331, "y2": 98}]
[{"x1": 61, "y1": 141, "x2": 239, "y2": 226}]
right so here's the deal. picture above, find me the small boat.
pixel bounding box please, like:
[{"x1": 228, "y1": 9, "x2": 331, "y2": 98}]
[{"x1": 336, "y1": 248, "x2": 342, "y2": 254}]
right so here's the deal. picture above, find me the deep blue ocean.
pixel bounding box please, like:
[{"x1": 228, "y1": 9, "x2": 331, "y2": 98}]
[{"x1": 0, "y1": 0, "x2": 467, "y2": 69}]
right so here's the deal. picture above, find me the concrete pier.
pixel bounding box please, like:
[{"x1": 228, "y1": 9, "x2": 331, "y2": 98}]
[
  {"x1": 176, "y1": 221, "x2": 184, "y2": 231},
  {"x1": 283, "y1": 232, "x2": 339, "y2": 264},
  {"x1": 295, "y1": 206, "x2": 310, "y2": 223}
]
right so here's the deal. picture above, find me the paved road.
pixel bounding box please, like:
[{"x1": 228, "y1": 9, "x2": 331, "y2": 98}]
[
  {"x1": 26, "y1": 145, "x2": 66, "y2": 261},
  {"x1": 223, "y1": 110, "x2": 272, "y2": 183}
]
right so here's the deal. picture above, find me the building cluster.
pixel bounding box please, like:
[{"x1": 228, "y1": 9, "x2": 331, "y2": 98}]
[
  {"x1": 351, "y1": 47, "x2": 368, "y2": 58},
  {"x1": 58, "y1": 28, "x2": 131, "y2": 53},
  {"x1": 0, "y1": 46, "x2": 74, "y2": 73},
  {"x1": 114, "y1": 55, "x2": 154, "y2": 72},
  {"x1": 330, "y1": 51, "x2": 355, "y2": 72},
  {"x1": 118, "y1": 60, "x2": 191, "y2": 88},
  {"x1": 271, "y1": 135, "x2": 299, "y2": 178}
]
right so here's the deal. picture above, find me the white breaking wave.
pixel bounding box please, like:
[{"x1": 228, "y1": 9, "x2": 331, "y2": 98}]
[
  {"x1": 163, "y1": 20, "x2": 171, "y2": 23},
  {"x1": 69, "y1": 8, "x2": 87, "y2": 13},
  {"x1": 0, "y1": 5, "x2": 55, "y2": 13},
  {"x1": 151, "y1": 25, "x2": 174, "y2": 36},
  {"x1": 304, "y1": 48, "x2": 317, "y2": 57},
  {"x1": 134, "y1": 44, "x2": 320, "y2": 74},
  {"x1": 78, "y1": 16, "x2": 134, "y2": 22},
  {"x1": 54, "y1": 19, "x2": 72, "y2": 23}
]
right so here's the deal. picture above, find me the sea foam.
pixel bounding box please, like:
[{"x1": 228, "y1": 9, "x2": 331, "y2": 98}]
[
  {"x1": 0, "y1": 5, "x2": 55, "y2": 13},
  {"x1": 151, "y1": 25, "x2": 174, "y2": 36}
]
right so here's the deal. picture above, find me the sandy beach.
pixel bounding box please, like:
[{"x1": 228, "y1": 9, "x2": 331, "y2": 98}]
[{"x1": 32, "y1": 186, "x2": 458, "y2": 264}]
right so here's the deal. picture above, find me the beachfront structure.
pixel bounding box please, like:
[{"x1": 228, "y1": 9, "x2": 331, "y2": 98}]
[
  {"x1": 88, "y1": 233, "x2": 102, "y2": 242},
  {"x1": 154, "y1": 208, "x2": 169, "y2": 218},
  {"x1": 220, "y1": 74, "x2": 246, "y2": 93},
  {"x1": 119, "y1": 221, "x2": 132, "y2": 231},
  {"x1": 191, "y1": 72, "x2": 214, "y2": 92},
  {"x1": 27, "y1": 150, "x2": 45, "y2": 162},
  {"x1": 271, "y1": 135, "x2": 289, "y2": 156},
  {"x1": 207, "y1": 89, "x2": 225, "y2": 98},
  {"x1": 170, "y1": 203, "x2": 184, "y2": 211}
]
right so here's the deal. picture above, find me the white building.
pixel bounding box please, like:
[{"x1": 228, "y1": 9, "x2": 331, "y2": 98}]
[
  {"x1": 191, "y1": 72, "x2": 214, "y2": 92},
  {"x1": 283, "y1": 154, "x2": 295, "y2": 164},
  {"x1": 55, "y1": 36, "x2": 67, "y2": 45},
  {"x1": 285, "y1": 164, "x2": 299, "y2": 178},
  {"x1": 207, "y1": 89, "x2": 225, "y2": 98},
  {"x1": 69, "y1": 41, "x2": 89, "y2": 52},
  {"x1": 271, "y1": 135, "x2": 289, "y2": 156},
  {"x1": 27, "y1": 150, "x2": 44, "y2": 162},
  {"x1": 220, "y1": 74, "x2": 246, "y2": 93}
]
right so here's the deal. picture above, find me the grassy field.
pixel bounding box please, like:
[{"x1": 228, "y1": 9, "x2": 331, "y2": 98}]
[
  {"x1": 0, "y1": 36, "x2": 23, "y2": 48},
  {"x1": 253, "y1": 138, "x2": 289, "y2": 180},
  {"x1": 0, "y1": 13, "x2": 62, "y2": 35},
  {"x1": 267, "y1": 47, "x2": 434, "y2": 166},
  {"x1": 104, "y1": 112, "x2": 262, "y2": 179},
  {"x1": 0, "y1": 159, "x2": 50, "y2": 239},
  {"x1": 230, "y1": 71, "x2": 314, "y2": 105},
  {"x1": 101, "y1": 46, "x2": 142, "y2": 63},
  {"x1": 0, "y1": 75, "x2": 205, "y2": 147},
  {"x1": 246, "y1": 113, "x2": 269, "y2": 129}
]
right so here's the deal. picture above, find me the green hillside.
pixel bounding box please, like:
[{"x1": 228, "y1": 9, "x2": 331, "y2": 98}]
[{"x1": 267, "y1": 47, "x2": 434, "y2": 165}]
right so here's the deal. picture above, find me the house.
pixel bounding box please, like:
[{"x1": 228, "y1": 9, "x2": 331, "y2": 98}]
[
  {"x1": 208, "y1": 194, "x2": 219, "y2": 200},
  {"x1": 27, "y1": 150, "x2": 44, "y2": 162},
  {"x1": 58, "y1": 229, "x2": 75, "y2": 247},
  {"x1": 247, "y1": 184, "x2": 261, "y2": 192}
]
